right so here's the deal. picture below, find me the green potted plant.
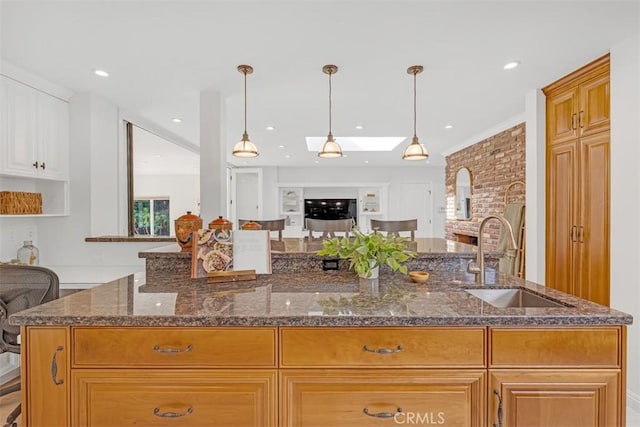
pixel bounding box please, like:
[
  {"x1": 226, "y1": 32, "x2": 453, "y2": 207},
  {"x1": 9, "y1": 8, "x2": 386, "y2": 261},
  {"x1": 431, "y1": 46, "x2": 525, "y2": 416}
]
[{"x1": 317, "y1": 228, "x2": 416, "y2": 278}]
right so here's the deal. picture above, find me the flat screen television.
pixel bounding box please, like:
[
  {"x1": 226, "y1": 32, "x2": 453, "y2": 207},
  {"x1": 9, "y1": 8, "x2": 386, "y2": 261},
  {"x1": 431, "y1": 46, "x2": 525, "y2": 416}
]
[{"x1": 304, "y1": 199, "x2": 357, "y2": 225}]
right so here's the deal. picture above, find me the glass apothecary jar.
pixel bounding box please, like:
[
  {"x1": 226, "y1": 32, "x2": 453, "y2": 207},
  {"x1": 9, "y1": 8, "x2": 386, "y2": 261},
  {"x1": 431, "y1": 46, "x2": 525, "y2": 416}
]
[{"x1": 17, "y1": 240, "x2": 39, "y2": 265}]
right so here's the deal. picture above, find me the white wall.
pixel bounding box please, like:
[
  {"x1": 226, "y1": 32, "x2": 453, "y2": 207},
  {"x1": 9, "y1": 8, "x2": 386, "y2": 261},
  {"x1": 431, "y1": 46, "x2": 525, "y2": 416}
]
[
  {"x1": 274, "y1": 166, "x2": 446, "y2": 237},
  {"x1": 610, "y1": 33, "x2": 640, "y2": 410}
]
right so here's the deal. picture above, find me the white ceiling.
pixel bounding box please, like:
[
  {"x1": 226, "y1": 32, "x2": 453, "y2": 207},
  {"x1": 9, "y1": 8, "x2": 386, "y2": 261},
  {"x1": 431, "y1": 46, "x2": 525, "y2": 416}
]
[{"x1": 2, "y1": 1, "x2": 638, "y2": 168}]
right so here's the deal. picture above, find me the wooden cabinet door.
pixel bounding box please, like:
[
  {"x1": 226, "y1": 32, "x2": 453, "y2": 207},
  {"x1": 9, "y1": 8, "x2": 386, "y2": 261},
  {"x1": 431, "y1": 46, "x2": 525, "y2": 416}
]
[
  {"x1": 546, "y1": 140, "x2": 579, "y2": 295},
  {"x1": 281, "y1": 369, "x2": 485, "y2": 427},
  {"x1": 546, "y1": 88, "x2": 578, "y2": 145},
  {"x1": 23, "y1": 327, "x2": 69, "y2": 427},
  {"x1": 578, "y1": 133, "x2": 610, "y2": 306},
  {"x1": 579, "y1": 73, "x2": 610, "y2": 138},
  {"x1": 72, "y1": 369, "x2": 276, "y2": 426},
  {"x1": 490, "y1": 370, "x2": 620, "y2": 427}
]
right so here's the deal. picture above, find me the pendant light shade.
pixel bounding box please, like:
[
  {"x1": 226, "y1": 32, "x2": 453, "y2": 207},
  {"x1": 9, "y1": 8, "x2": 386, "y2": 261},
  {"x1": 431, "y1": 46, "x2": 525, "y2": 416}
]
[
  {"x1": 318, "y1": 64, "x2": 343, "y2": 158},
  {"x1": 232, "y1": 65, "x2": 259, "y2": 158},
  {"x1": 403, "y1": 65, "x2": 429, "y2": 161}
]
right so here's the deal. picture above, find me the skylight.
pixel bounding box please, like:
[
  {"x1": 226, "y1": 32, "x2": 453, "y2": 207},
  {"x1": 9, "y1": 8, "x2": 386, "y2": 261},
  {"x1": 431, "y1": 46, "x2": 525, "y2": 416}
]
[{"x1": 305, "y1": 137, "x2": 406, "y2": 152}]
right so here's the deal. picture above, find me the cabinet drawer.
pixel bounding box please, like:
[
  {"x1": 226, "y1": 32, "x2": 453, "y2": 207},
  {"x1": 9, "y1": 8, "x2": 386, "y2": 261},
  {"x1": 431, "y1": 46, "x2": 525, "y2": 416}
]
[
  {"x1": 280, "y1": 327, "x2": 485, "y2": 368},
  {"x1": 73, "y1": 327, "x2": 276, "y2": 367},
  {"x1": 490, "y1": 327, "x2": 621, "y2": 367},
  {"x1": 72, "y1": 369, "x2": 276, "y2": 426},
  {"x1": 280, "y1": 369, "x2": 485, "y2": 427}
]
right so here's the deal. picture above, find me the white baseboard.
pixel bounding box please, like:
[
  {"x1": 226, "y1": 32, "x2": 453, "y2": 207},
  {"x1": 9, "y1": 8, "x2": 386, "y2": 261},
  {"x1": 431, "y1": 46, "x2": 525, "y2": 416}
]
[{"x1": 629, "y1": 389, "x2": 640, "y2": 413}]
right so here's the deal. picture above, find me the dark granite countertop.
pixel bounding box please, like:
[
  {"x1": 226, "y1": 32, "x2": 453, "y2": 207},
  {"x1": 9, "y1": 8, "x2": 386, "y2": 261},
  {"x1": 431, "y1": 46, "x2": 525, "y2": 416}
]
[{"x1": 10, "y1": 269, "x2": 632, "y2": 328}]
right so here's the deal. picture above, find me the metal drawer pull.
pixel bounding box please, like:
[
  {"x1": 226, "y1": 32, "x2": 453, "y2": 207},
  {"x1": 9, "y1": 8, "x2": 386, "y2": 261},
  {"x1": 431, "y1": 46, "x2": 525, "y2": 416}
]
[
  {"x1": 153, "y1": 344, "x2": 193, "y2": 354},
  {"x1": 492, "y1": 389, "x2": 503, "y2": 427},
  {"x1": 153, "y1": 407, "x2": 193, "y2": 418},
  {"x1": 50, "y1": 345, "x2": 64, "y2": 385},
  {"x1": 363, "y1": 344, "x2": 403, "y2": 354},
  {"x1": 363, "y1": 407, "x2": 402, "y2": 418}
]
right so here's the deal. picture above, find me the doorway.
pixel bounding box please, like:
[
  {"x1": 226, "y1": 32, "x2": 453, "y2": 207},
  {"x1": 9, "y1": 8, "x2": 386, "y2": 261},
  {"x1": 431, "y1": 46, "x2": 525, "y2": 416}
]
[{"x1": 230, "y1": 168, "x2": 263, "y2": 224}]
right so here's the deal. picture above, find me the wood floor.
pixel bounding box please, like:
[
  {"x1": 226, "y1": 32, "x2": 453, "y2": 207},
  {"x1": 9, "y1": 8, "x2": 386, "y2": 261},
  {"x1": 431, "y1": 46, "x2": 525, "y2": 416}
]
[{"x1": 0, "y1": 377, "x2": 21, "y2": 427}]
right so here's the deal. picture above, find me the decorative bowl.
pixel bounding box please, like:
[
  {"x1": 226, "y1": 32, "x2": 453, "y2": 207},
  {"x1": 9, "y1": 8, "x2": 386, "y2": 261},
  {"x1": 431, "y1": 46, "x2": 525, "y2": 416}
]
[{"x1": 409, "y1": 271, "x2": 430, "y2": 283}]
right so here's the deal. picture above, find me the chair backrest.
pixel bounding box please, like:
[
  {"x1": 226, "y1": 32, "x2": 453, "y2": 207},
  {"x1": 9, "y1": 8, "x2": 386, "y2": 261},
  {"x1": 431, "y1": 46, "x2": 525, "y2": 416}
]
[
  {"x1": 0, "y1": 265, "x2": 59, "y2": 354},
  {"x1": 238, "y1": 219, "x2": 285, "y2": 241},
  {"x1": 306, "y1": 218, "x2": 354, "y2": 240},
  {"x1": 370, "y1": 219, "x2": 417, "y2": 241}
]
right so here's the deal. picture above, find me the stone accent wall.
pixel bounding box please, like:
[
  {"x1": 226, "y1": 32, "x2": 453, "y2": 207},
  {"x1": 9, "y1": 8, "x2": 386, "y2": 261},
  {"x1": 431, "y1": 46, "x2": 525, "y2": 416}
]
[{"x1": 445, "y1": 123, "x2": 526, "y2": 251}]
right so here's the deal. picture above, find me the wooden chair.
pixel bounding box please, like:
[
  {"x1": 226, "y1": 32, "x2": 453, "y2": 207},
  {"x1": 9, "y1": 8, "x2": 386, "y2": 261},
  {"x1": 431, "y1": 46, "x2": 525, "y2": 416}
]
[
  {"x1": 238, "y1": 219, "x2": 286, "y2": 251},
  {"x1": 370, "y1": 219, "x2": 418, "y2": 250},
  {"x1": 305, "y1": 218, "x2": 354, "y2": 251}
]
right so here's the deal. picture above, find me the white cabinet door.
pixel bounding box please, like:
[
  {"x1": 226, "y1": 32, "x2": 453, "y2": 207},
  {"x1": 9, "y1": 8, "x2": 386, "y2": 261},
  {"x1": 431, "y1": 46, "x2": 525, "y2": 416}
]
[
  {"x1": 1, "y1": 77, "x2": 38, "y2": 177},
  {"x1": 0, "y1": 76, "x2": 69, "y2": 180},
  {"x1": 38, "y1": 92, "x2": 69, "y2": 180}
]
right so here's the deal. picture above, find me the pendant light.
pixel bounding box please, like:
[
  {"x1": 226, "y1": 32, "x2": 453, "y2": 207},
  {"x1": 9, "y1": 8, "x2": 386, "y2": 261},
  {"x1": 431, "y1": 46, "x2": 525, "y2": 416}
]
[
  {"x1": 318, "y1": 64, "x2": 343, "y2": 158},
  {"x1": 232, "y1": 65, "x2": 259, "y2": 158},
  {"x1": 402, "y1": 65, "x2": 429, "y2": 160}
]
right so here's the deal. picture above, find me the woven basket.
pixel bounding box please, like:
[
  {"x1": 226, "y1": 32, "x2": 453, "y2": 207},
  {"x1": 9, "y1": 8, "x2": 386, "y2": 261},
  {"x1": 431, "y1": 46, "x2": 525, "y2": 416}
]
[{"x1": 0, "y1": 191, "x2": 43, "y2": 214}]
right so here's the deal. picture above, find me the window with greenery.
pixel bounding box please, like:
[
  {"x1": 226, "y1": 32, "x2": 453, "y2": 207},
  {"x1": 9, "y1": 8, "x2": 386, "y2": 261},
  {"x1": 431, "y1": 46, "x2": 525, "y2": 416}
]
[{"x1": 133, "y1": 198, "x2": 170, "y2": 236}]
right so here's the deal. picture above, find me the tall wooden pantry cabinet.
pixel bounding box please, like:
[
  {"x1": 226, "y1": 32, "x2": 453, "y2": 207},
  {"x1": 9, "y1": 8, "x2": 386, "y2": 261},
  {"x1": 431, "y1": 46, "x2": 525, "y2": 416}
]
[{"x1": 543, "y1": 54, "x2": 610, "y2": 306}]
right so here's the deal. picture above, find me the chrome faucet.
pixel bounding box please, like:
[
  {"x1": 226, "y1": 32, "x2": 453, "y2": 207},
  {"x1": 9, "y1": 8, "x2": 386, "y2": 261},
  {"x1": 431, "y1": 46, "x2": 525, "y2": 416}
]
[{"x1": 467, "y1": 214, "x2": 518, "y2": 284}]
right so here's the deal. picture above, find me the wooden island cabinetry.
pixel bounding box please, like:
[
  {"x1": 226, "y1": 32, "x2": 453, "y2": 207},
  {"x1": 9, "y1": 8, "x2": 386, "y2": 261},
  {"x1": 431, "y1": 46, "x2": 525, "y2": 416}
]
[{"x1": 22, "y1": 325, "x2": 626, "y2": 427}]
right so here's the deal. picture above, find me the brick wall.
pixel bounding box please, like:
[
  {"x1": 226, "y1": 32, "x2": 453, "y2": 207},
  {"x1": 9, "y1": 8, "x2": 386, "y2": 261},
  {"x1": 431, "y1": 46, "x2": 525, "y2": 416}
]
[{"x1": 445, "y1": 123, "x2": 526, "y2": 250}]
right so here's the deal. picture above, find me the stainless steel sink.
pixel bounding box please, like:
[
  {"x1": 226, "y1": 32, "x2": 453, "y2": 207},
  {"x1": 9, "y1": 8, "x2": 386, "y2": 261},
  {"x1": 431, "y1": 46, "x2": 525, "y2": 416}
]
[{"x1": 465, "y1": 288, "x2": 569, "y2": 308}]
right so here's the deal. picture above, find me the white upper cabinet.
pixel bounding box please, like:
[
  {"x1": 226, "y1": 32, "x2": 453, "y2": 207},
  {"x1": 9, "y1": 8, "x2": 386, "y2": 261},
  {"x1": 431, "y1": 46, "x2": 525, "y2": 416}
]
[{"x1": 1, "y1": 76, "x2": 69, "y2": 180}]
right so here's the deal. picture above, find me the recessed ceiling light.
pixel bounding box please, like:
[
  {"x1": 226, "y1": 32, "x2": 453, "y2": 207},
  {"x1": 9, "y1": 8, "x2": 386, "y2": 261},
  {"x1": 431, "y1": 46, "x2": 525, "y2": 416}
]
[
  {"x1": 425, "y1": 160, "x2": 431, "y2": 164},
  {"x1": 504, "y1": 61, "x2": 520, "y2": 70},
  {"x1": 172, "y1": 118, "x2": 182, "y2": 123},
  {"x1": 445, "y1": 124, "x2": 453, "y2": 129},
  {"x1": 279, "y1": 145, "x2": 285, "y2": 149},
  {"x1": 266, "y1": 125, "x2": 275, "y2": 131},
  {"x1": 363, "y1": 160, "x2": 369, "y2": 164},
  {"x1": 285, "y1": 154, "x2": 291, "y2": 159},
  {"x1": 94, "y1": 69, "x2": 109, "y2": 77},
  {"x1": 355, "y1": 125, "x2": 364, "y2": 130},
  {"x1": 315, "y1": 160, "x2": 319, "y2": 164},
  {"x1": 155, "y1": 155, "x2": 162, "y2": 158}
]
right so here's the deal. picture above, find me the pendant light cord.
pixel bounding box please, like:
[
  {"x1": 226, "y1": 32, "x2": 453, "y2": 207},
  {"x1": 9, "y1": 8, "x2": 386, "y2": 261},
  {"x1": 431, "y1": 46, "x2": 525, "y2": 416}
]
[
  {"x1": 243, "y1": 69, "x2": 248, "y2": 134},
  {"x1": 413, "y1": 70, "x2": 417, "y2": 138},
  {"x1": 328, "y1": 70, "x2": 333, "y2": 135}
]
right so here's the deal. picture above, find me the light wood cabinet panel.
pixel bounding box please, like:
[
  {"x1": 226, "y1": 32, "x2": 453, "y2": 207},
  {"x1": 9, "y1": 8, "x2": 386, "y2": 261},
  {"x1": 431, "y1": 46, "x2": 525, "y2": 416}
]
[
  {"x1": 72, "y1": 369, "x2": 276, "y2": 427},
  {"x1": 490, "y1": 369, "x2": 620, "y2": 427},
  {"x1": 280, "y1": 327, "x2": 486, "y2": 368},
  {"x1": 73, "y1": 327, "x2": 277, "y2": 367},
  {"x1": 544, "y1": 54, "x2": 610, "y2": 306},
  {"x1": 546, "y1": 88, "x2": 578, "y2": 145},
  {"x1": 280, "y1": 369, "x2": 485, "y2": 427},
  {"x1": 546, "y1": 140, "x2": 579, "y2": 296},
  {"x1": 578, "y1": 132, "x2": 610, "y2": 306},
  {"x1": 490, "y1": 327, "x2": 621, "y2": 368},
  {"x1": 23, "y1": 326, "x2": 69, "y2": 427},
  {"x1": 579, "y1": 72, "x2": 610, "y2": 138}
]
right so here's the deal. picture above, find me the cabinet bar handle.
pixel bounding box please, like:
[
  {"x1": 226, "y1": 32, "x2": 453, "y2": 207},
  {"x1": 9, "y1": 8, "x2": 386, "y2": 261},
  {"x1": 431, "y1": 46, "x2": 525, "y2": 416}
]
[
  {"x1": 40, "y1": 162, "x2": 46, "y2": 170},
  {"x1": 578, "y1": 225, "x2": 584, "y2": 243},
  {"x1": 32, "y1": 161, "x2": 39, "y2": 169},
  {"x1": 363, "y1": 407, "x2": 402, "y2": 419},
  {"x1": 50, "y1": 345, "x2": 64, "y2": 385},
  {"x1": 570, "y1": 225, "x2": 577, "y2": 242},
  {"x1": 153, "y1": 344, "x2": 193, "y2": 354},
  {"x1": 492, "y1": 389, "x2": 503, "y2": 427},
  {"x1": 571, "y1": 113, "x2": 577, "y2": 130},
  {"x1": 579, "y1": 110, "x2": 584, "y2": 128},
  {"x1": 153, "y1": 407, "x2": 193, "y2": 418},
  {"x1": 363, "y1": 344, "x2": 403, "y2": 354}
]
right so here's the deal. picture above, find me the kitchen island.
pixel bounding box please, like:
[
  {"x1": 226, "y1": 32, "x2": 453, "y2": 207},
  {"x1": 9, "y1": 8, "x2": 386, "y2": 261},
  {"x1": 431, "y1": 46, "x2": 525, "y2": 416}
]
[{"x1": 10, "y1": 257, "x2": 632, "y2": 426}]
